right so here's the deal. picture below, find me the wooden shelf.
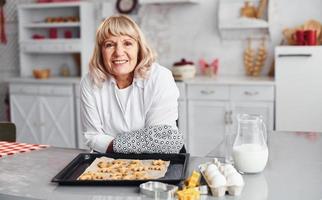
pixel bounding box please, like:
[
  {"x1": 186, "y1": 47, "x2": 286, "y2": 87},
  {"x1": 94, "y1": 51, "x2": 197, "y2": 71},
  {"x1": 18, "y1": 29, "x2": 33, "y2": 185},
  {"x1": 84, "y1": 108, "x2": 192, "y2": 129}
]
[
  {"x1": 19, "y1": 2, "x2": 80, "y2": 9},
  {"x1": 24, "y1": 22, "x2": 80, "y2": 28},
  {"x1": 22, "y1": 38, "x2": 80, "y2": 43},
  {"x1": 219, "y1": 18, "x2": 269, "y2": 29},
  {"x1": 20, "y1": 39, "x2": 81, "y2": 53},
  {"x1": 218, "y1": 0, "x2": 270, "y2": 40}
]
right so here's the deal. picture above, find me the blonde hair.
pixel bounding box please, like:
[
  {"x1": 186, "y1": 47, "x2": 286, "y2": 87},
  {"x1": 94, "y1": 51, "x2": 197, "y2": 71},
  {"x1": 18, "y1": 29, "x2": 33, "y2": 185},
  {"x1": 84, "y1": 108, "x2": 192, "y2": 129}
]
[{"x1": 89, "y1": 15, "x2": 156, "y2": 87}]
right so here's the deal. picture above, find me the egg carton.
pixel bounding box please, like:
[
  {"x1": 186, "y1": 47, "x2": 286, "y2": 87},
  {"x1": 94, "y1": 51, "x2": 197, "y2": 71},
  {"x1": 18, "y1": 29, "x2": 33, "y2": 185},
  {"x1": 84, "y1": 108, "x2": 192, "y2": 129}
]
[{"x1": 198, "y1": 158, "x2": 244, "y2": 197}]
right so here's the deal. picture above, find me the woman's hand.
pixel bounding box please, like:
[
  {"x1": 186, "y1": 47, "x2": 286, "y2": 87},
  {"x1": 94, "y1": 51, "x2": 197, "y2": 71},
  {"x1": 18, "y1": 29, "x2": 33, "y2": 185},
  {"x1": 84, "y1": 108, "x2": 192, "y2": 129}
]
[{"x1": 113, "y1": 125, "x2": 184, "y2": 154}]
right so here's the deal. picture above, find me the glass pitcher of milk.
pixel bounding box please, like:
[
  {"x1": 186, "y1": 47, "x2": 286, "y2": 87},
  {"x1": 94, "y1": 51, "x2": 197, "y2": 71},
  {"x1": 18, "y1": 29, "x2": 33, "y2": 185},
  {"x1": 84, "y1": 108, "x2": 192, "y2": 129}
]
[{"x1": 232, "y1": 114, "x2": 268, "y2": 173}]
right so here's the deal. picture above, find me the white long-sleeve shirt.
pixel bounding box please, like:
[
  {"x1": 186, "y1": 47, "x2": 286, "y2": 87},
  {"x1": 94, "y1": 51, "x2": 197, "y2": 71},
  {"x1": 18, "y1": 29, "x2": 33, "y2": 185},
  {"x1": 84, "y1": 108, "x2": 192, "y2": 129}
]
[{"x1": 80, "y1": 63, "x2": 180, "y2": 153}]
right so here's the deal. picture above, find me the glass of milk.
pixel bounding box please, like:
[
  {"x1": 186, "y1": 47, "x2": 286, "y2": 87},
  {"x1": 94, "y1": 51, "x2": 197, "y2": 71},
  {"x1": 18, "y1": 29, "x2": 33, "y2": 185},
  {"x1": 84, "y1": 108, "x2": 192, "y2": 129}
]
[{"x1": 232, "y1": 114, "x2": 268, "y2": 173}]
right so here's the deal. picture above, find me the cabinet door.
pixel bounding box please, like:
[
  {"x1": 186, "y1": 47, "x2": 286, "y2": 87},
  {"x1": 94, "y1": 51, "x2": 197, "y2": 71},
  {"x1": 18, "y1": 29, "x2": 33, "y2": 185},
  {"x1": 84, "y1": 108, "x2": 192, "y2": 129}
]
[
  {"x1": 40, "y1": 95, "x2": 75, "y2": 148},
  {"x1": 10, "y1": 94, "x2": 41, "y2": 144},
  {"x1": 188, "y1": 101, "x2": 228, "y2": 157},
  {"x1": 276, "y1": 46, "x2": 322, "y2": 132},
  {"x1": 232, "y1": 102, "x2": 274, "y2": 131}
]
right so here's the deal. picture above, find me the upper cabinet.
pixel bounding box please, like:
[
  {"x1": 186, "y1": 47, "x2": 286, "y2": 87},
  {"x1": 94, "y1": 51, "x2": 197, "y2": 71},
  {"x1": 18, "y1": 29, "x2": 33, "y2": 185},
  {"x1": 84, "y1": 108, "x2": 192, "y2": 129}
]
[
  {"x1": 218, "y1": 0, "x2": 270, "y2": 40},
  {"x1": 18, "y1": 2, "x2": 96, "y2": 78},
  {"x1": 140, "y1": 0, "x2": 199, "y2": 4}
]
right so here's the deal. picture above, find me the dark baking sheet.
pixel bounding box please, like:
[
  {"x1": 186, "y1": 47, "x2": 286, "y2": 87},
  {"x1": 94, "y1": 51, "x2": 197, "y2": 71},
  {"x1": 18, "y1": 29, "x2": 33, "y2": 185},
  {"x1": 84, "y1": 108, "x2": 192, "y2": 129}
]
[{"x1": 51, "y1": 153, "x2": 189, "y2": 185}]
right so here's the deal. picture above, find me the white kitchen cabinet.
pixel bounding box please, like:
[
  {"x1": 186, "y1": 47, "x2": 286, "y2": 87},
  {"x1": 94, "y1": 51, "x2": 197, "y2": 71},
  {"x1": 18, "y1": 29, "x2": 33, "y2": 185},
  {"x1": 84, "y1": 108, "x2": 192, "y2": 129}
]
[
  {"x1": 9, "y1": 94, "x2": 40, "y2": 144},
  {"x1": 188, "y1": 101, "x2": 229, "y2": 157},
  {"x1": 187, "y1": 83, "x2": 230, "y2": 157},
  {"x1": 232, "y1": 102, "x2": 274, "y2": 131},
  {"x1": 18, "y1": 2, "x2": 95, "y2": 77},
  {"x1": 10, "y1": 1, "x2": 95, "y2": 149},
  {"x1": 9, "y1": 83, "x2": 76, "y2": 148},
  {"x1": 186, "y1": 78, "x2": 274, "y2": 156},
  {"x1": 275, "y1": 46, "x2": 322, "y2": 132},
  {"x1": 230, "y1": 85, "x2": 274, "y2": 131}
]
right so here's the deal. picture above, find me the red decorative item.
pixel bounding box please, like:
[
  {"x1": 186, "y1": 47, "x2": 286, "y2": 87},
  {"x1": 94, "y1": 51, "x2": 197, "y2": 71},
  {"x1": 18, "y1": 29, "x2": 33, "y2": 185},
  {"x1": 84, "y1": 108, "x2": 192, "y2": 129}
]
[
  {"x1": 64, "y1": 30, "x2": 72, "y2": 38},
  {"x1": 36, "y1": 0, "x2": 51, "y2": 3},
  {"x1": 304, "y1": 30, "x2": 317, "y2": 46},
  {"x1": 199, "y1": 58, "x2": 219, "y2": 76},
  {"x1": 0, "y1": 0, "x2": 7, "y2": 44},
  {"x1": 293, "y1": 30, "x2": 305, "y2": 45},
  {"x1": 49, "y1": 28, "x2": 58, "y2": 39},
  {"x1": 32, "y1": 34, "x2": 45, "y2": 39}
]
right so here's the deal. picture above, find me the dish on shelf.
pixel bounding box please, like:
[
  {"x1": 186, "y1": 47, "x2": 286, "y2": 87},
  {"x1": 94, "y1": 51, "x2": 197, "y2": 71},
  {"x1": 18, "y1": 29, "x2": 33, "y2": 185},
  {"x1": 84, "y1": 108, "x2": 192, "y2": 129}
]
[{"x1": 33, "y1": 69, "x2": 51, "y2": 79}]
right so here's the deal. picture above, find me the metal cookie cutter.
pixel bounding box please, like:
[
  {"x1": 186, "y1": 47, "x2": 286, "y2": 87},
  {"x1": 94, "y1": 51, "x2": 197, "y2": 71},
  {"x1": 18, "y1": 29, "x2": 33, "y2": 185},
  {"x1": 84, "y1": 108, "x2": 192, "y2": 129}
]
[{"x1": 140, "y1": 181, "x2": 178, "y2": 200}]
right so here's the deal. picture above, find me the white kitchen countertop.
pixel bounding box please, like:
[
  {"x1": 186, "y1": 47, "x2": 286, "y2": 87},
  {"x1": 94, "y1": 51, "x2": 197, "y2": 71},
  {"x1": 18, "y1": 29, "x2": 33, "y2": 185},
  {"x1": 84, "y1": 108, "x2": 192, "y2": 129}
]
[
  {"x1": 182, "y1": 75, "x2": 275, "y2": 85},
  {"x1": 7, "y1": 77, "x2": 81, "y2": 84},
  {"x1": 7, "y1": 75, "x2": 275, "y2": 86},
  {"x1": 0, "y1": 131, "x2": 321, "y2": 200}
]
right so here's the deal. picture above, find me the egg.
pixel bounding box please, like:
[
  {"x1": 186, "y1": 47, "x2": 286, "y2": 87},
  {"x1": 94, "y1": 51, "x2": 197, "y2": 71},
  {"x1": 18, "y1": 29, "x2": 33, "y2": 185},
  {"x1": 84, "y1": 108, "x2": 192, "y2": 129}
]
[
  {"x1": 207, "y1": 168, "x2": 221, "y2": 181},
  {"x1": 223, "y1": 164, "x2": 237, "y2": 176},
  {"x1": 206, "y1": 164, "x2": 218, "y2": 173},
  {"x1": 205, "y1": 164, "x2": 219, "y2": 178},
  {"x1": 210, "y1": 174, "x2": 227, "y2": 187},
  {"x1": 226, "y1": 172, "x2": 244, "y2": 186}
]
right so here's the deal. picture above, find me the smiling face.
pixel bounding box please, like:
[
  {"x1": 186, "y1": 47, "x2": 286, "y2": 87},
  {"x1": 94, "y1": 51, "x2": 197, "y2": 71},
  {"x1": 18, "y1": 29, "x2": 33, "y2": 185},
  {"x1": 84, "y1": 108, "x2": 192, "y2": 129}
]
[{"x1": 101, "y1": 35, "x2": 139, "y2": 82}]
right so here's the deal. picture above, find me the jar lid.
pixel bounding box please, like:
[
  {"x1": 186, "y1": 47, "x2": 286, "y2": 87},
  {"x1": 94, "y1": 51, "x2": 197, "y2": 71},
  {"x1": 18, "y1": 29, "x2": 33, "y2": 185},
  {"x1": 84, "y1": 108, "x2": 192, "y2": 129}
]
[{"x1": 173, "y1": 58, "x2": 194, "y2": 66}]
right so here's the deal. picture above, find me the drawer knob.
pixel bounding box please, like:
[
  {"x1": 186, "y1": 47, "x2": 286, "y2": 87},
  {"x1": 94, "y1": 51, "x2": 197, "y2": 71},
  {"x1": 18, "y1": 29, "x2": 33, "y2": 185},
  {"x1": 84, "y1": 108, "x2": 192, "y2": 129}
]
[
  {"x1": 200, "y1": 90, "x2": 215, "y2": 95},
  {"x1": 244, "y1": 91, "x2": 259, "y2": 96}
]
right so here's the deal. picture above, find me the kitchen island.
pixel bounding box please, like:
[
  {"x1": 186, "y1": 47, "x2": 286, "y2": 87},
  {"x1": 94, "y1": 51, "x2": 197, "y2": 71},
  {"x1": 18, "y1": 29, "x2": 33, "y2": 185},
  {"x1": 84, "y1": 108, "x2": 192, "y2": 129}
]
[{"x1": 0, "y1": 131, "x2": 321, "y2": 200}]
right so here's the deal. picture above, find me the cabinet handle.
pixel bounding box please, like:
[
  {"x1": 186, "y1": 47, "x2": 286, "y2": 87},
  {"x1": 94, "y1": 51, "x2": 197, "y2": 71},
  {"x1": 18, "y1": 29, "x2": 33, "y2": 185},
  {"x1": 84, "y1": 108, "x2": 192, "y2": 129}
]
[
  {"x1": 228, "y1": 111, "x2": 233, "y2": 124},
  {"x1": 225, "y1": 111, "x2": 233, "y2": 125},
  {"x1": 244, "y1": 91, "x2": 259, "y2": 96},
  {"x1": 278, "y1": 54, "x2": 312, "y2": 57},
  {"x1": 224, "y1": 111, "x2": 229, "y2": 124},
  {"x1": 200, "y1": 90, "x2": 215, "y2": 95}
]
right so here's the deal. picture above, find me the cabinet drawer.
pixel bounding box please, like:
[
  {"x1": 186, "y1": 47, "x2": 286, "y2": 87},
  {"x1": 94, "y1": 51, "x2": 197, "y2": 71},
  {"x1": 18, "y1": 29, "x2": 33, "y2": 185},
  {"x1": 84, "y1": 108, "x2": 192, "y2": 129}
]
[
  {"x1": 187, "y1": 85, "x2": 229, "y2": 100},
  {"x1": 231, "y1": 86, "x2": 274, "y2": 101},
  {"x1": 38, "y1": 85, "x2": 73, "y2": 96},
  {"x1": 10, "y1": 84, "x2": 39, "y2": 95}
]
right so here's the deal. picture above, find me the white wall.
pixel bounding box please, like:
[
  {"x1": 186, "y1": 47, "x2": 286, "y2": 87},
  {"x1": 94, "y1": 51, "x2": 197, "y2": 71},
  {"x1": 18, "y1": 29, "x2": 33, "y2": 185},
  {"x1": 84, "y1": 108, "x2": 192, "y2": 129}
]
[
  {"x1": 0, "y1": 0, "x2": 321, "y2": 120},
  {"x1": 137, "y1": 0, "x2": 322, "y2": 75},
  {"x1": 138, "y1": 1, "x2": 246, "y2": 75}
]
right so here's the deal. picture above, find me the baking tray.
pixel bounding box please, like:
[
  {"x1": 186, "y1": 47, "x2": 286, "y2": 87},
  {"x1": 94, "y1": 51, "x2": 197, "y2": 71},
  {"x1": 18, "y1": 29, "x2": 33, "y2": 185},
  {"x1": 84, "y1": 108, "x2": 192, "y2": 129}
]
[{"x1": 51, "y1": 152, "x2": 189, "y2": 185}]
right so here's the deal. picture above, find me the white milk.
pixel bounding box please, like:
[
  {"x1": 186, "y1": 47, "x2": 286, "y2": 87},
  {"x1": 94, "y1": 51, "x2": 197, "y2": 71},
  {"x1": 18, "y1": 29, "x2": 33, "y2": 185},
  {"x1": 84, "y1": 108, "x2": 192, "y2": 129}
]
[{"x1": 233, "y1": 144, "x2": 268, "y2": 173}]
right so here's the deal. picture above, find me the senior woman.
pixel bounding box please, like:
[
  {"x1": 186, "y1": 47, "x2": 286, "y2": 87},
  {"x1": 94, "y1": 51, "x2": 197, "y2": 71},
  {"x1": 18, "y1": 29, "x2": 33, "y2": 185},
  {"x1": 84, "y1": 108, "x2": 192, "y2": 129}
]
[{"x1": 80, "y1": 15, "x2": 184, "y2": 154}]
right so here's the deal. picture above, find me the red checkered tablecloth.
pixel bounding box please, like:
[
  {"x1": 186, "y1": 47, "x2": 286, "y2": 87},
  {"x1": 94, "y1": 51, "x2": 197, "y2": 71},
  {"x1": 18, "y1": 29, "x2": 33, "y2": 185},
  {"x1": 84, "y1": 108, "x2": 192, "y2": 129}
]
[{"x1": 0, "y1": 141, "x2": 49, "y2": 158}]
